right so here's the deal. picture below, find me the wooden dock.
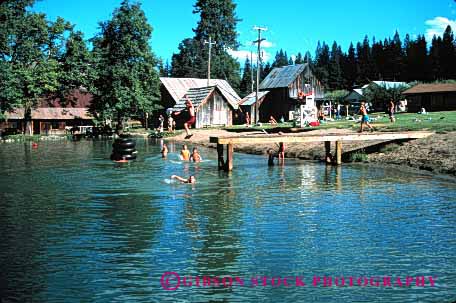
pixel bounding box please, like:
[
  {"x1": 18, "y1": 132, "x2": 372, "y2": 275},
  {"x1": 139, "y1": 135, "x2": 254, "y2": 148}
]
[{"x1": 210, "y1": 131, "x2": 434, "y2": 171}]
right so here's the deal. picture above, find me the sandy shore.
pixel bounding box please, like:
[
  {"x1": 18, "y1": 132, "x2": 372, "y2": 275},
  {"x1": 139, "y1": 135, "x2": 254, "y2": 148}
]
[{"x1": 164, "y1": 128, "x2": 456, "y2": 177}]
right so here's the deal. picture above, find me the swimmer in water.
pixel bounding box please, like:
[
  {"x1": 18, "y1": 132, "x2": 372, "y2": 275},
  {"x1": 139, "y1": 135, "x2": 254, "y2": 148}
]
[
  {"x1": 171, "y1": 175, "x2": 196, "y2": 184},
  {"x1": 190, "y1": 147, "x2": 202, "y2": 162},
  {"x1": 161, "y1": 144, "x2": 168, "y2": 158},
  {"x1": 180, "y1": 144, "x2": 190, "y2": 161}
]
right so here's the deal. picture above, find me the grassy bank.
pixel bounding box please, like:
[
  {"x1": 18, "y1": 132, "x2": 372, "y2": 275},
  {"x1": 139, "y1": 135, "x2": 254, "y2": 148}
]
[{"x1": 224, "y1": 110, "x2": 456, "y2": 133}]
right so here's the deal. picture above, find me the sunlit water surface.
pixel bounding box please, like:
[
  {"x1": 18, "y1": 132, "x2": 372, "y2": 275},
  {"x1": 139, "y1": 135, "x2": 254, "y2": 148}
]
[{"x1": 0, "y1": 139, "x2": 455, "y2": 303}]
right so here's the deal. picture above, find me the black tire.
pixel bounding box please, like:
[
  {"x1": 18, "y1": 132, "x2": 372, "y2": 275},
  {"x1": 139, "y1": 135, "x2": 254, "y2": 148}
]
[
  {"x1": 112, "y1": 141, "x2": 135, "y2": 149},
  {"x1": 113, "y1": 148, "x2": 136, "y2": 155}
]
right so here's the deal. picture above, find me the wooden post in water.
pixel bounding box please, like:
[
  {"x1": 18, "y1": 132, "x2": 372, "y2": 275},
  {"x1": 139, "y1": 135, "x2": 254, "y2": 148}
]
[
  {"x1": 335, "y1": 141, "x2": 342, "y2": 165},
  {"x1": 324, "y1": 141, "x2": 332, "y2": 164},
  {"x1": 217, "y1": 144, "x2": 225, "y2": 170},
  {"x1": 226, "y1": 144, "x2": 234, "y2": 171}
]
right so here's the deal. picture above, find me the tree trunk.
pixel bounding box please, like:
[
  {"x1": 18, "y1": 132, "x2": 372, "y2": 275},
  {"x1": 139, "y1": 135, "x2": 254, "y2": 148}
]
[
  {"x1": 24, "y1": 106, "x2": 33, "y2": 135},
  {"x1": 116, "y1": 112, "x2": 123, "y2": 135}
]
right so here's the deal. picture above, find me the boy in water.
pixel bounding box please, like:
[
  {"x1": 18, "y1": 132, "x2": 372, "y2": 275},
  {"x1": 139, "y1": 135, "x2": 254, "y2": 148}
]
[
  {"x1": 180, "y1": 144, "x2": 190, "y2": 161},
  {"x1": 190, "y1": 147, "x2": 202, "y2": 162},
  {"x1": 268, "y1": 149, "x2": 275, "y2": 166},
  {"x1": 171, "y1": 175, "x2": 196, "y2": 184},
  {"x1": 359, "y1": 102, "x2": 374, "y2": 132},
  {"x1": 161, "y1": 144, "x2": 168, "y2": 158},
  {"x1": 278, "y1": 142, "x2": 285, "y2": 162}
]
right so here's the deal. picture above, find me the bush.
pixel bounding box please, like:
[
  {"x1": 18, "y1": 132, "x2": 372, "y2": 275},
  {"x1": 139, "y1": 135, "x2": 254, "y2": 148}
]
[{"x1": 350, "y1": 151, "x2": 368, "y2": 162}]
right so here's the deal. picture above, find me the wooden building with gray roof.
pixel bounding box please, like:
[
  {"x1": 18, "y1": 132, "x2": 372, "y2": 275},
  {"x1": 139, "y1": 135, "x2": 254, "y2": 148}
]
[
  {"x1": 161, "y1": 78, "x2": 240, "y2": 128},
  {"x1": 258, "y1": 63, "x2": 324, "y2": 122}
]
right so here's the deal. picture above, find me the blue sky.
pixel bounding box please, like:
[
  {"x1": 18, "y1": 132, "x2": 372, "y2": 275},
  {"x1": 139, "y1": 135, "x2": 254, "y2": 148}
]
[{"x1": 33, "y1": 0, "x2": 456, "y2": 64}]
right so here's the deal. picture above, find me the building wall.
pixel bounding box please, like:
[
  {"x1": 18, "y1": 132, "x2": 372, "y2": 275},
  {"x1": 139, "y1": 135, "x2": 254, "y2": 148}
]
[
  {"x1": 196, "y1": 91, "x2": 232, "y2": 128},
  {"x1": 259, "y1": 88, "x2": 294, "y2": 122},
  {"x1": 406, "y1": 92, "x2": 456, "y2": 112}
]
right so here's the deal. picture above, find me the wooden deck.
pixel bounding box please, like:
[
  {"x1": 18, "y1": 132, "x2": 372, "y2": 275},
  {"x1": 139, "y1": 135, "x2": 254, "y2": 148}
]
[{"x1": 210, "y1": 131, "x2": 434, "y2": 171}]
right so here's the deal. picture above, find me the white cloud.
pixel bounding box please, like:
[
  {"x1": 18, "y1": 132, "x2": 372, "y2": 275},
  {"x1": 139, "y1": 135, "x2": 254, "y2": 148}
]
[
  {"x1": 261, "y1": 41, "x2": 274, "y2": 48},
  {"x1": 227, "y1": 48, "x2": 271, "y2": 63},
  {"x1": 424, "y1": 16, "x2": 456, "y2": 41}
]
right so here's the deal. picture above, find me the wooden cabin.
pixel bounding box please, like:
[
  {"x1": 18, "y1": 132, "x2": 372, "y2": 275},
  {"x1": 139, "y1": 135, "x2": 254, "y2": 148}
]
[
  {"x1": 169, "y1": 86, "x2": 239, "y2": 128},
  {"x1": 1, "y1": 90, "x2": 93, "y2": 135},
  {"x1": 403, "y1": 83, "x2": 456, "y2": 112},
  {"x1": 258, "y1": 63, "x2": 324, "y2": 122},
  {"x1": 237, "y1": 91, "x2": 269, "y2": 124},
  {"x1": 160, "y1": 77, "x2": 240, "y2": 128}
]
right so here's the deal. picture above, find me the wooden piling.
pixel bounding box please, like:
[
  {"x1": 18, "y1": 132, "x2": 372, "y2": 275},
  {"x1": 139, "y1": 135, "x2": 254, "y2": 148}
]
[
  {"x1": 226, "y1": 144, "x2": 234, "y2": 171},
  {"x1": 335, "y1": 141, "x2": 342, "y2": 165},
  {"x1": 217, "y1": 143, "x2": 225, "y2": 170},
  {"x1": 324, "y1": 141, "x2": 332, "y2": 164}
]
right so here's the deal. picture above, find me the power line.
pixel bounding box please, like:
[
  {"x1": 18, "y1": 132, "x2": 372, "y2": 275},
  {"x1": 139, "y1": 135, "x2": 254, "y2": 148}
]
[
  {"x1": 204, "y1": 36, "x2": 216, "y2": 86},
  {"x1": 253, "y1": 26, "x2": 267, "y2": 124}
]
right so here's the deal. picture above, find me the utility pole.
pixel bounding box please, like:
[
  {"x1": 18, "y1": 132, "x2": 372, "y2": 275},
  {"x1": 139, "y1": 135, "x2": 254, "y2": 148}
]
[
  {"x1": 204, "y1": 36, "x2": 216, "y2": 86},
  {"x1": 253, "y1": 26, "x2": 267, "y2": 124},
  {"x1": 250, "y1": 51, "x2": 254, "y2": 93}
]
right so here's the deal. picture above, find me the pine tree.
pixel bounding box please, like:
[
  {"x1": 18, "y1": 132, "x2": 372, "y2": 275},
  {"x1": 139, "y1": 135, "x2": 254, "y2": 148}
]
[
  {"x1": 295, "y1": 52, "x2": 304, "y2": 64},
  {"x1": 341, "y1": 42, "x2": 357, "y2": 88},
  {"x1": 172, "y1": 0, "x2": 241, "y2": 90},
  {"x1": 430, "y1": 35, "x2": 443, "y2": 80},
  {"x1": 440, "y1": 25, "x2": 456, "y2": 79},
  {"x1": 328, "y1": 41, "x2": 343, "y2": 90},
  {"x1": 239, "y1": 56, "x2": 253, "y2": 96},
  {"x1": 314, "y1": 41, "x2": 330, "y2": 88},
  {"x1": 90, "y1": 0, "x2": 160, "y2": 133}
]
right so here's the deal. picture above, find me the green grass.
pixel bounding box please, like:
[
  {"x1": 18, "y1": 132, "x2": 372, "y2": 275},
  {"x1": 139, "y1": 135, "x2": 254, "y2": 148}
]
[
  {"x1": 226, "y1": 111, "x2": 456, "y2": 133},
  {"x1": 349, "y1": 151, "x2": 369, "y2": 162},
  {"x1": 1, "y1": 134, "x2": 41, "y2": 141}
]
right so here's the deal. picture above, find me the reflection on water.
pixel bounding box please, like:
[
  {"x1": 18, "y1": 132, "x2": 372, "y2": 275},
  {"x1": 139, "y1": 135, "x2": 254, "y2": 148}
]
[{"x1": 0, "y1": 139, "x2": 455, "y2": 302}]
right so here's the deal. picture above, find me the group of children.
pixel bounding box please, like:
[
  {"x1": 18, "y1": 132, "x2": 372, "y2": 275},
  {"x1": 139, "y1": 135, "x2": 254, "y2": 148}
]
[{"x1": 161, "y1": 143, "x2": 201, "y2": 184}]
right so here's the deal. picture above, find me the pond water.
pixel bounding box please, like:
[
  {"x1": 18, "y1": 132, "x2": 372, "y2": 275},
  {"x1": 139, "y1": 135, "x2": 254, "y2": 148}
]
[{"x1": 0, "y1": 139, "x2": 455, "y2": 303}]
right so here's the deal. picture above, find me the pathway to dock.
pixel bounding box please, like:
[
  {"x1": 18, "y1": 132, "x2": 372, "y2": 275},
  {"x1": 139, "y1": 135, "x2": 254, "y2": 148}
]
[{"x1": 210, "y1": 131, "x2": 434, "y2": 171}]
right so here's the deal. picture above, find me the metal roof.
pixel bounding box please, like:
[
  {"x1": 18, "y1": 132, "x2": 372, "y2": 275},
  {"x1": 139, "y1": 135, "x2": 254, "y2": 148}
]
[
  {"x1": 6, "y1": 107, "x2": 92, "y2": 120},
  {"x1": 170, "y1": 85, "x2": 238, "y2": 112},
  {"x1": 160, "y1": 77, "x2": 241, "y2": 107},
  {"x1": 259, "y1": 63, "x2": 309, "y2": 89},
  {"x1": 371, "y1": 81, "x2": 408, "y2": 89},
  {"x1": 403, "y1": 83, "x2": 456, "y2": 94},
  {"x1": 238, "y1": 91, "x2": 269, "y2": 106}
]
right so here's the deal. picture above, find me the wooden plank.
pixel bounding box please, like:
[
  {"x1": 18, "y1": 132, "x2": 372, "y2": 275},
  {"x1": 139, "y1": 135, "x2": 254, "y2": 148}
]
[
  {"x1": 335, "y1": 141, "x2": 342, "y2": 165},
  {"x1": 226, "y1": 144, "x2": 234, "y2": 171},
  {"x1": 210, "y1": 132, "x2": 433, "y2": 145}
]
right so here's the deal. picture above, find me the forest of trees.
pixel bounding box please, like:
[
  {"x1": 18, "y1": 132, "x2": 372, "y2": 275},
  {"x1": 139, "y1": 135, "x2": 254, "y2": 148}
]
[
  {"x1": 1, "y1": 0, "x2": 456, "y2": 134},
  {"x1": 253, "y1": 27, "x2": 456, "y2": 93}
]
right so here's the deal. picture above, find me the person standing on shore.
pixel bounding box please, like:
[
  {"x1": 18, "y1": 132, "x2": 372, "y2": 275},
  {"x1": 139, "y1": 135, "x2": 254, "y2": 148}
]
[
  {"x1": 158, "y1": 114, "x2": 165, "y2": 132},
  {"x1": 167, "y1": 115, "x2": 174, "y2": 132},
  {"x1": 388, "y1": 100, "x2": 396, "y2": 123},
  {"x1": 359, "y1": 102, "x2": 374, "y2": 132}
]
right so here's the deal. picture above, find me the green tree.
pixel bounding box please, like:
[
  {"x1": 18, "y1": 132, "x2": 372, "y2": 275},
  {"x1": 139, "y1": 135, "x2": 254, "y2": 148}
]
[
  {"x1": 58, "y1": 30, "x2": 92, "y2": 106},
  {"x1": 239, "y1": 56, "x2": 252, "y2": 97},
  {"x1": 440, "y1": 25, "x2": 456, "y2": 79},
  {"x1": 0, "y1": 0, "x2": 72, "y2": 134},
  {"x1": 171, "y1": 0, "x2": 241, "y2": 91},
  {"x1": 328, "y1": 41, "x2": 343, "y2": 90},
  {"x1": 90, "y1": 0, "x2": 160, "y2": 133}
]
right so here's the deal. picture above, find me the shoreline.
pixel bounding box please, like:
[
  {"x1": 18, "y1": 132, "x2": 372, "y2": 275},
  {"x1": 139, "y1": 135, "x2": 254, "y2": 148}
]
[{"x1": 165, "y1": 128, "x2": 456, "y2": 177}]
